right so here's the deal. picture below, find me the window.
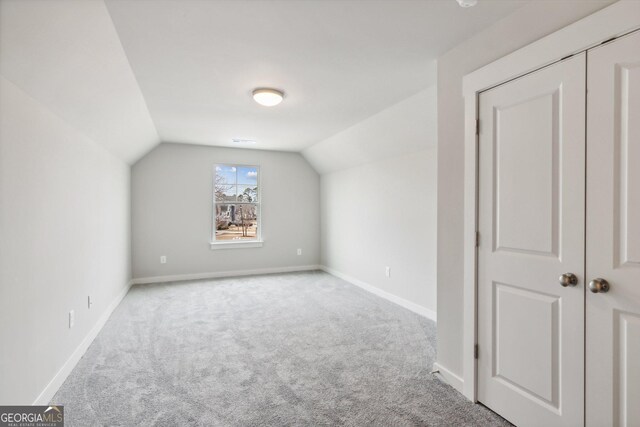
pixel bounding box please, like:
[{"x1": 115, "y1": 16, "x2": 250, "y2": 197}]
[{"x1": 212, "y1": 164, "x2": 261, "y2": 248}]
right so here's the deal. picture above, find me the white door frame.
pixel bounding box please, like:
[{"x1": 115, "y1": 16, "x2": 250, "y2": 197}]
[{"x1": 461, "y1": 0, "x2": 640, "y2": 402}]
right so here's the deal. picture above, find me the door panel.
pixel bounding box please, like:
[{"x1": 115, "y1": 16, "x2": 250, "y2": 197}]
[
  {"x1": 494, "y1": 90, "x2": 560, "y2": 257},
  {"x1": 586, "y1": 31, "x2": 640, "y2": 427},
  {"x1": 478, "y1": 53, "x2": 586, "y2": 427},
  {"x1": 494, "y1": 283, "x2": 559, "y2": 405},
  {"x1": 616, "y1": 59, "x2": 640, "y2": 267}
]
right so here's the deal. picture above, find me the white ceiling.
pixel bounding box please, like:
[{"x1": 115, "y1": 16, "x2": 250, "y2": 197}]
[
  {"x1": 104, "y1": 0, "x2": 527, "y2": 153},
  {"x1": 0, "y1": 0, "x2": 159, "y2": 164},
  {"x1": 304, "y1": 85, "x2": 438, "y2": 174},
  {"x1": 1, "y1": 0, "x2": 529, "y2": 163}
]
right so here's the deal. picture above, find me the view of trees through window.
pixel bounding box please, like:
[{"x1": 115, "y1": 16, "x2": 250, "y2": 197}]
[{"x1": 214, "y1": 164, "x2": 259, "y2": 241}]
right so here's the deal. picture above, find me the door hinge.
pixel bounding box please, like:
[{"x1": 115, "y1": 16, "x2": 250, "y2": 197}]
[
  {"x1": 474, "y1": 344, "x2": 479, "y2": 359},
  {"x1": 475, "y1": 119, "x2": 480, "y2": 136},
  {"x1": 475, "y1": 231, "x2": 480, "y2": 247}
]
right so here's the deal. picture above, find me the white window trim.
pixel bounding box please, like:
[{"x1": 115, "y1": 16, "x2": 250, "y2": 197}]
[
  {"x1": 211, "y1": 163, "x2": 262, "y2": 250},
  {"x1": 209, "y1": 240, "x2": 263, "y2": 250}
]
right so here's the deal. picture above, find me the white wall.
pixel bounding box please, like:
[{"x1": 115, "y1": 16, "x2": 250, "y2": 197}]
[
  {"x1": 0, "y1": 76, "x2": 132, "y2": 404},
  {"x1": 131, "y1": 143, "x2": 320, "y2": 280},
  {"x1": 321, "y1": 149, "x2": 437, "y2": 314},
  {"x1": 306, "y1": 84, "x2": 438, "y2": 317},
  {"x1": 436, "y1": 0, "x2": 613, "y2": 382}
]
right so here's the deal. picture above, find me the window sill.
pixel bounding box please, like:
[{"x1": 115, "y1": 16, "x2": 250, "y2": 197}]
[{"x1": 209, "y1": 240, "x2": 263, "y2": 250}]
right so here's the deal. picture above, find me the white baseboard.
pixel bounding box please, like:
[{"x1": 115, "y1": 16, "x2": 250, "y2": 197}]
[
  {"x1": 319, "y1": 265, "x2": 437, "y2": 322},
  {"x1": 432, "y1": 362, "x2": 465, "y2": 394},
  {"x1": 32, "y1": 280, "x2": 133, "y2": 405},
  {"x1": 131, "y1": 264, "x2": 322, "y2": 285}
]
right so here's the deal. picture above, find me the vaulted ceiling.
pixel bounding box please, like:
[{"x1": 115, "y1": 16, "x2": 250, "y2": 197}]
[
  {"x1": 1, "y1": 0, "x2": 529, "y2": 164},
  {"x1": 0, "y1": 0, "x2": 159, "y2": 163}
]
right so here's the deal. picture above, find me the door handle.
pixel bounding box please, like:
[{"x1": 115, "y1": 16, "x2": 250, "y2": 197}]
[
  {"x1": 589, "y1": 278, "x2": 610, "y2": 293},
  {"x1": 559, "y1": 273, "x2": 578, "y2": 287}
]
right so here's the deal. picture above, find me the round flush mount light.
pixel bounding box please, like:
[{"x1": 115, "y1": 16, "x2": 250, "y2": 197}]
[
  {"x1": 456, "y1": 0, "x2": 477, "y2": 7},
  {"x1": 252, "y1": 88, "x2": 284, "y2": 107}
]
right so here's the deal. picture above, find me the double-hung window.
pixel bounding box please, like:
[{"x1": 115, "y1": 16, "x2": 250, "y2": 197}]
[{"x1": 211, "y1": 164, "x2": 261, "y2": 248}]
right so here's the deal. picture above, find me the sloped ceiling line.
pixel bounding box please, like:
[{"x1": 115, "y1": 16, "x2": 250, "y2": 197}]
[
  {"x1": 0, "y1": 0, "x2": 160, "y2": 164},
  {"x1": 1, "y1": 0, "x2": 528, "y2": 165}
]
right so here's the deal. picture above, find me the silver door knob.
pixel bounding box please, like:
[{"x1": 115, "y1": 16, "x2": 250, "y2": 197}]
[
  {"x1": 559, "y1": 273, "x2": 578, "y2": 287},
  {"x1": 589, "y1": 278, "x2": 610, "y2": 293}
]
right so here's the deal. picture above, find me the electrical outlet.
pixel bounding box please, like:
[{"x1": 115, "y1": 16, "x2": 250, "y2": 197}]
[
  {"x1": 160, "y1": 256, "x2": 167, "y2": 264},
  {"x1": 69, "y1": 310, "x2": 75, "y2": 329},
  {"x1": 385, "y1": 266, "x2": 391, "y2": 278},
  {"x1": 88, "y1": 295, "x2": 93, "y2": 309},
  {"x1": 297, "y1": 248, "x2": 302, "y2": 256}
]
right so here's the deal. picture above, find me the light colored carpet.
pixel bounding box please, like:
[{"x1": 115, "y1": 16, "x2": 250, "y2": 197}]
[{"x1": 52, "y1": 271, "x2": 508, "y2": 426}]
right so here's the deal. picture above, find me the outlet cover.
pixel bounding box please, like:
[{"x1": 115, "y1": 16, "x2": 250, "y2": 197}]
[
  {"x1": 385, "y1": 266, "x2": 391, "y2": 278},
  {"x1": 297, "y1": 248, "x2": 302, "y2": 256},
  {"x1": 69, "y1": 310, "x2": 75, "y2": 328},
  {"x1": 160, "y1": 256, "x2": 167, "y2": 264}
]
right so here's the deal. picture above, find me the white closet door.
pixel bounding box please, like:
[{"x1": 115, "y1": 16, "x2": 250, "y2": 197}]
[
  {"x1": 477, "y1": 53, "x2": 586, "y2": 427},
  {"x1": 586, "y1": 31, "x2": 640, "y2": 427}
]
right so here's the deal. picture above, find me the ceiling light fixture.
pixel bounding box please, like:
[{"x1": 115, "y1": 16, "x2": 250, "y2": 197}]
[
  {"x1": 252, "y1": 88, "x2": 284, "y2": 107},
  {"x1": 456, "y1": 0, "x2": 477, "y2": 7},
  {"x1": 232, "y1": 138, "x2": 257, "y2": 144}
]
